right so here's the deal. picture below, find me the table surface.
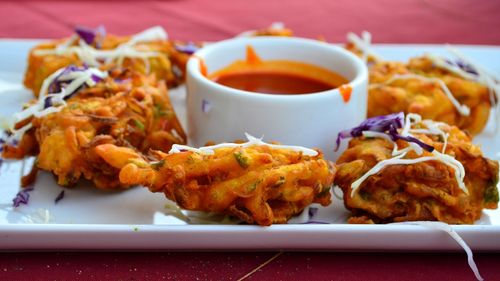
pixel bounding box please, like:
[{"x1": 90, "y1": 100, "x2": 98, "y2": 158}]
[{"x1": 1, "y1": 0, "x2": 499, "y2": 280}]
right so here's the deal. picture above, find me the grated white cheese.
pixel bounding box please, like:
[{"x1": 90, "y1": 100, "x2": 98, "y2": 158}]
[
  {"x1": 424, "y1": 53, "x2": 478, "y2": 81},
  {"x1": 22, "y1": 208, "x2": 55, "y2": 224},
  {"x1": 33, "y1": 26, "x2": 168, "y2": 70},
  {"x1": 362, "y1": 131, "x2": 393, "y2": 143},
  {"x1": 236, "y1": 22, "x2": 287, "y2": 37},
  {"x1": 350, "y1": 113, "x2": 467, "y2": 196},
  {"x1": 124, "y1": 26, "x2": 168, "y2": 46},
  {"x1": 169, "y1": 133, "x2": 318, "y2": 156},
  {"x1": 395, "y1": 221, "x2": 483, "y2": 281},
  {"x1": 370, "y1": 74, "x2": 471, "y2": 116},
  {"x1": 409, "y1": 120, "x2": 449, "y2": 153},
  {"x1": 6, "y1": 67, "x2": 107, "y2": 144},
  {"x1": 346, "y1": 31, "x2": 383, "y2": 63},
  {"x1": 269, "y1": 22, "x2": 285, "y2": 30},
  {"x1": 445, "y1": 47, "x2": 500, "y2": 134},
  {"x1": 351, "y1": 153, "x2": 467, "y2": 196},
  {"x1": 360, "y1": 31, "x2": 371, "y2": 63}
]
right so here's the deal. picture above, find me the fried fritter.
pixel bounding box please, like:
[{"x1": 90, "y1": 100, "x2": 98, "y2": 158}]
[
  {"x1": 345, "y1": 34, "x2": 493, "y2": 136},
  {"x1": 24, "y1": 26, "x2": 191, "y2": 96},
  {"x1": 335, "y1": 116, "x2": 499, "y2": 224},
  {"x1": 3, "y1": 68, "x2": 186, "y2": 189},
  {"x1": 368, "y1": 57, "x2": 491, "y2": 135},
  {"x1": 95, "y1": 140, "x2": 334, "y2": 225}
]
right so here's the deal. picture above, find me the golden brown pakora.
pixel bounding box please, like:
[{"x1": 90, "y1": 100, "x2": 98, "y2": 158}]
[
  {"x1": 346, "y1": 33, "x2": 494, "y2": 136},
  {"x1": 335, "y1": 113, "x2": 499, "y2": 224},
  {"x1": 368, "y1": 58, "x2": 491, "y2": 135},
  {"x1": 3, "y1": 66, "x2": 186, "y2": 189},
  {"x1": 24, "y1": 26, "x2": 192, "y2": 97},
  {"x1": 95, "y1": 137, "x2": 334, "y2": 225}
]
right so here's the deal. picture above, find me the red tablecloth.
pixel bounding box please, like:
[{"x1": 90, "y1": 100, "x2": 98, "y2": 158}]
[
  {"x1": 1, "y1": 0, "x2": 499, "y2": 280},
  {"x1": 1, "y1": 0, "x2": 500, "y2": 44}
]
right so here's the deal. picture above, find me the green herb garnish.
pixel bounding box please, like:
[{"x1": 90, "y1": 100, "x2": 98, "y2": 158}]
[
  {"x1": 247, "y1": 180, "x2": 261, "y2": 193},
  {"x1": 151, "y1": 159, "x2": 166, "y2": 170},
  {"x1": 233, "y1": 151, "x2": 249, "y2": 168},
  {"x1": 132, "y1": 119, "x2": 145, "y2": 131},
  {"x1": 484, "y1": 180, "x2": 499, "y2": 204},
  {"x1": 153, "y1": 104, "x2": 166, "y2": 118}
]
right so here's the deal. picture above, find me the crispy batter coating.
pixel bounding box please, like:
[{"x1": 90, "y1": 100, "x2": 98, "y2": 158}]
[
  {"x1": 346, "y1": 44, "x2": 491, "y2": 135},
  {"x1": 368, "y1": 57, "x2": 491, "y2": 135},
  {"x1": 335, "y1": 124, "x2": 499, "y2": 224},
  {"x1": 24, "y1": 34, "x2": 190, "y2": 97},
  {"x1": 3, "y1": 69, "x2": 186, "y2": 189},
  {"x1": 96, "y1": 144, "x2": 334, "y2": 225}
]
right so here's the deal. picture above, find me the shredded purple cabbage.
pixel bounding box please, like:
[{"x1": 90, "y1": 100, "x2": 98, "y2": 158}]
[
  {"x1": 12, "y1": 186, "x2": 34, "y2": 207},
  {"x1": 335, "y1": 112, "x2": 434, "y2": 152},
  {"x1": 201, "y1": 99, "x2": 211, "y2": 113},
  {"x1": 387, "y1": 126, "x2": 434, "y2": 152},
  {"x1": 1, "y1": 131, "x2": 17, "y2": 148},
  {"x1": 335, "y1": 112, "x2": 404, "y2": 151},
  {"x1": 54, "y1": 190, "x2": 65, "y2": 204},
  {"x1": 0, "y1": 139, "x2": 3, "y2": 148},
  {"x1": 43, "y1": 96, "x2": 53, "y2": 109},
  {"x1": 75, "y1": 25, "x2": 106, "y2": 48},
  {"x1": 175, "y1": 42, "x2": 199, "y2": 55},
  {"x1": 445, "y1": 58, "x2": 478, "y2": 76},
  {"x1": 301, "y1": 206, "x2": 330, "y2": 224},
  {"x1": 48, "y1": 65, "x2": 88, "y2": 95},
  {"x1": 75, "y1": 26, "x2": 96, "y2": 45},
  {"x1": 91, "y1": 73, "x2": 102, "y2": 83},
  {"x1": 44, "y1": 65, "x2": 104, "y2": 108},
  {"x1": 302, "y1": 221, "x2": 331, "y2": 224},
  {"x1": 308, "y1": 207, "x2": 318, "y2": 218}
]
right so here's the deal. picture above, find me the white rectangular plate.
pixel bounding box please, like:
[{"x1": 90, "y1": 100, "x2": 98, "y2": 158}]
[{"x1": 0, "y1": 40, "x2": 499, "y2": 250}]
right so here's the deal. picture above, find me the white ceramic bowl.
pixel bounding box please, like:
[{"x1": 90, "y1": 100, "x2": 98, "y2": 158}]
[{"x1": 185, "y1": 37, "x2": 368, "y2": 160}]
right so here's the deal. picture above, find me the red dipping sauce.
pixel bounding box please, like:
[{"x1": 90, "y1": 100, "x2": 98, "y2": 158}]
[
  {"x1": 209, "y1": 46, "x2": 348, "y2": 95},
  {"x1": 213, "y1": 72, "x2": 334, "y2": 95}
]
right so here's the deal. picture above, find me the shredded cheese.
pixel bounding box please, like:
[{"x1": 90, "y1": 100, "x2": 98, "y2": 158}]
[
  {"x1": 21, "y1": 208, "x2": 54, "y2": 224},
  {"x1": 169, "y1": 133, "x2": 318, "y2": 156},
  {"x1": 445, "y1": 47, "x2": 500, "y2": 134},
  {"x1": 346, "y1": 31, "x2": 383, "y2": 63},
  {"x1": 269, "y1": 22, "x2": 285, "y2": 30},
  {"x1": 370, "y1": 74, "x2": 471, "y2": 116},
  {"x1": 362, "y1": 131, "x2": 393, "y2": 142},
  {"x1": 236, "y1": 22, "x2": 288, "y2": 37},
  {"x1": 350, "y1": 113, "x2": 467, "y2": 196},
  {"x1": 33, "y1": 26, "x2": 168, "y2": 69},
  {"x1": 6, "y1": 67, "x2": 107, "y2": 145},
  {"x1": 395, "y1": 221, "x2": 483, "y2": 281},
  {"x1": 410, "y1": 120, "x2": 449, "y2": 153},
  {"x1": 424, "y1": 53, "x2": 478, "y2": 81}
]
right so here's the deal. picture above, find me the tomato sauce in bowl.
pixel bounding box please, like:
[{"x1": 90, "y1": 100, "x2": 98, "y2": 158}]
[{"x1": 209, "y1": 46, "x2": 347, "y2": 95}]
